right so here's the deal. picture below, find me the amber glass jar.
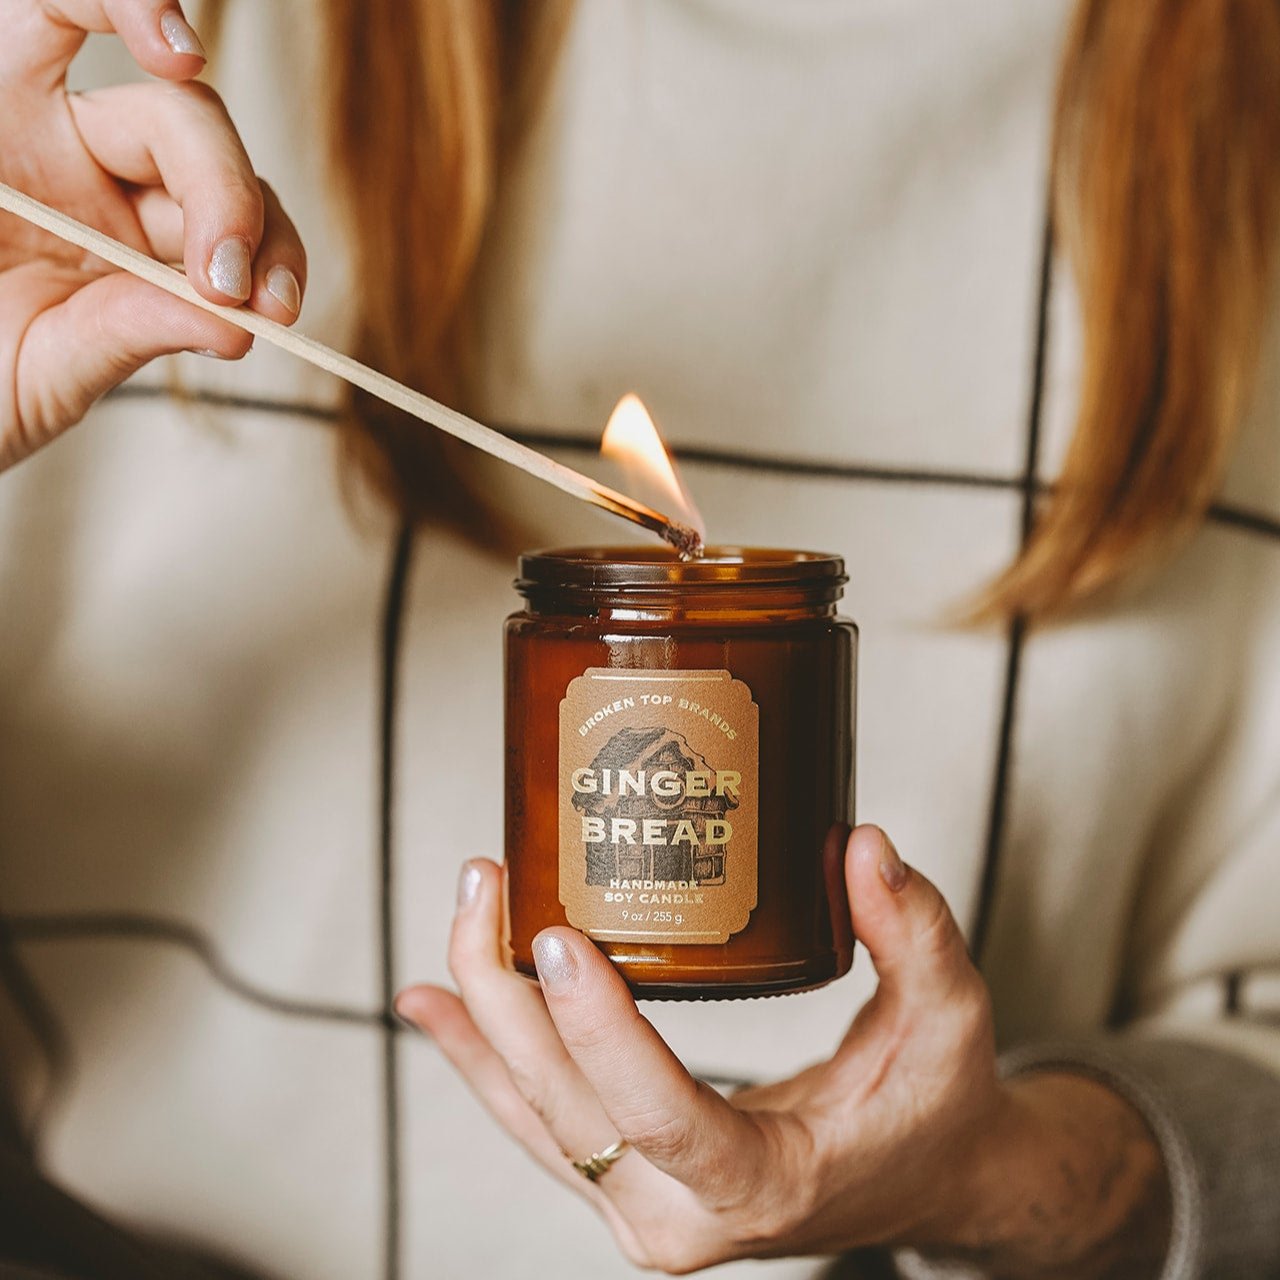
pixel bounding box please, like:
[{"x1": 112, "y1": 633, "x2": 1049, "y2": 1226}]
[{"x1": 504, "y1": 547, "x2": 857, "y2": 999}]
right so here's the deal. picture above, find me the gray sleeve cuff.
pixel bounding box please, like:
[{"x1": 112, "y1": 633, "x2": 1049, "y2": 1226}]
[{"x1": 998, "y1": 1036, "x2": 1280, "y2": 1280}]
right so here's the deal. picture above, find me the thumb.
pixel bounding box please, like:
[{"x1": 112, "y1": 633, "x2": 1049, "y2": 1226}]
[{"x1": 845, "y1": 824, "x2": 976, "y2": 1013}]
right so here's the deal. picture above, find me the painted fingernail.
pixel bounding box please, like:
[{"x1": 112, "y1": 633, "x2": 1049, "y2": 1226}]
[
  {"x1": 532, "y1": 935, "x2": 577, "y2": 995},
  {"x1": 457, "y1": 862, "x2": 482, "y2": 910},
  {"x1": 208, "y1": 237, "x2": 252, "y2": 301},
  {"x1": 878, "y1": 832, "x2": 909, "y2": 893},
  {"x1": 265, "y1": 265, "x2": 301, "y2": 315},
  {"x1": 160, "y1": 9, "x2": 206, "y2": 59}
]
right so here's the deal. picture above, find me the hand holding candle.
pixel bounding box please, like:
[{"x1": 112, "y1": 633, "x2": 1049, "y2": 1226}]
[{"x1": 398, "y1": 830, "x2": 1171, "y2": 1274}]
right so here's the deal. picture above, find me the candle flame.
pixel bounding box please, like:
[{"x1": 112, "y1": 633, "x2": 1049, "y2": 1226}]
[{"x1": 600, "y1": 394, "x2": 706, "y2": 543}]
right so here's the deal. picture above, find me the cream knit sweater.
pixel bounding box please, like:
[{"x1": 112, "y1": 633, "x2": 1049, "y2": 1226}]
[{"x1": 1, "y1": 2, "x2": 1278, "y2": 1277}]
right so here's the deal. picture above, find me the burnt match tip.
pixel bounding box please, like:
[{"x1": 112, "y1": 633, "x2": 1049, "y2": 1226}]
[{"x1": 663, "y1": 522, "x2": 705, "y2": 562}]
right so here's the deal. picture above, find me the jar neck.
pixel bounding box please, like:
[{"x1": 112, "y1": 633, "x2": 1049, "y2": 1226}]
[
  {"x1": 515, "y1": 547, "x2": 848, "y2": 622},
  {"x1": 518, "y1": 585, "x2": 841, "y2": 623}
]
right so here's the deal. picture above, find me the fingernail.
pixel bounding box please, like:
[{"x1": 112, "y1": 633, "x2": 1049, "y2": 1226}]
[
  {"x1": 208, "y1": 237, "x2": 252, "y2": 301},
  {"x1": 532, "y1": 934, "x2": 577, "y2": 996},
  {"x1": 188, "y1": 347, "x2": 226, "y2": 359},
  {"x1": 878, "y1": 832, "x2": 909, "y2": 893},
  {"x1": 160, "y1": 9, "x2": 206, "y2": 59},
  {"x1": 265, "y1": 265, "x2": 301, "y2": 315},
  {"x1": 457, "y1": 862, "x2": 482, "y2": 910}
]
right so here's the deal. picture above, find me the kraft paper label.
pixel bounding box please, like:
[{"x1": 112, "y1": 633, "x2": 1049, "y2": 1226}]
[{"x1": 558, "y1": 668, "x2": 759, "y2": 944}]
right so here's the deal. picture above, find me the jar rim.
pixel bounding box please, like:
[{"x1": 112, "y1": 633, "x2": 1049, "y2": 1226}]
[{"x1": 516, "y1": 546, "x2": 847, "y2": 592}]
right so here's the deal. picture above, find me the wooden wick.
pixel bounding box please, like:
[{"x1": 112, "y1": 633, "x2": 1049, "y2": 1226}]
[{"x1": 0, "y1": 182, "x2": 703, "y2": 557}]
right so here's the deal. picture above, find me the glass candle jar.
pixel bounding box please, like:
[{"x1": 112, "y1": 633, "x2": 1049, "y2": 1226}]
[{"x1": 504, "y1": 547, "x2": 857, "y2": 999}]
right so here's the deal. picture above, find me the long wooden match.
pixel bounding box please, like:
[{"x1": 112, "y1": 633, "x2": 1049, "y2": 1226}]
[{"x1": 0, "y1": 182, "x2": 703, "y2": 558}]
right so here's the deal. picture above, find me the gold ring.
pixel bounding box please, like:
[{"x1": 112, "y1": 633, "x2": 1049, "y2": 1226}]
[{"x1": 570, "y1": 1138, "x2": 630, "y2": 1183}]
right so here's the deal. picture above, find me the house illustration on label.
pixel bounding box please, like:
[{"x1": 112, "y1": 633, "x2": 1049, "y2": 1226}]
[{"x1": 572, "y1": 725, "x2": 740, "y2": 884}]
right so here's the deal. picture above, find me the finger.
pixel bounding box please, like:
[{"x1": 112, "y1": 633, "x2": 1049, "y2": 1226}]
[
  {"x1": 446, "y1": 860, "x2": 617, "y2": 1158},
  {"x1": 843, "y1": 825, "x2": 980, "y2": 1013},
  {"x1": 6, "y1": 1, "x2": 207, "y2": 88},
  {"x1": 531, "y1": 927, "x2": 762, "y2": 1192},
  {"x1": 5, "y1": 266, "x2": 250, "y2": 464},
  {"x1": 247, "y1": 183, "x2": 305, "y2": 322},
  {"x1": 70, "y1": 82, "x2": 273, "y2": 304},
  {"x1": 132, "y1": 182, "x2": 306, "y2": 323},
  {"x1": 395, "y1": 985, "x2": 587, "y2": 1187},
  {"x1": 396, "y1": 986, "x2": 655, "y2": 1265},
  {"x1": 129, "y1": 187, "x2": 184, "y2": 262}
]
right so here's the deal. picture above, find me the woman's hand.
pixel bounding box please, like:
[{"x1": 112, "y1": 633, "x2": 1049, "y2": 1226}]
[
  {"x1": 0, "y1": 0, "x2": 306, "y2": 469},
  {"x1": 398, "y1": 827, "x2": 1171, "y2": 1277}
]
